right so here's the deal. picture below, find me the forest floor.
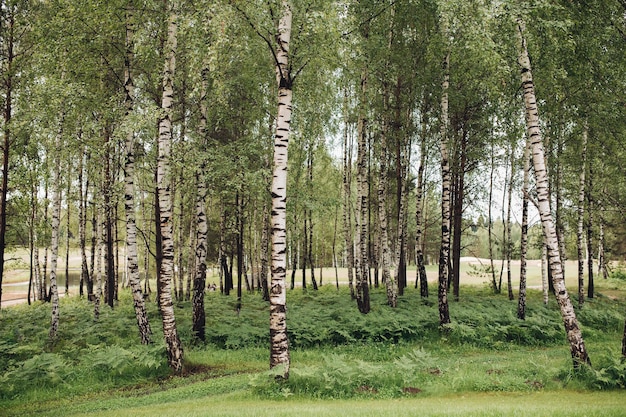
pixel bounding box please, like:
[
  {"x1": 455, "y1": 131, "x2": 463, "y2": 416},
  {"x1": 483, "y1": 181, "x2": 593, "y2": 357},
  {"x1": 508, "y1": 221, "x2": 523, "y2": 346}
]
[{"x1": 1, "y1": 269, "x2": 625, "y2": 416}]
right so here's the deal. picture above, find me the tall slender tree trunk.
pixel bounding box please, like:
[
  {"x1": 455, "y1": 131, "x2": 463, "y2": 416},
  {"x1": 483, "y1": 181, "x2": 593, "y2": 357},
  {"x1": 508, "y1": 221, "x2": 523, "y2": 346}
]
[
  {"x1": 64, "y1": 170, "x2": 71, "y2": 296},
  {"x1": 269, "y1": 0, "x2": 293, "y2": 378},
  {"x1": 306, "y1": 145, "x2": 317, "y2": 290},
  {"x1": 586, "y1": 165, "x2": 594, "y2": 300},
  {"x1": 79, "y1": 146, "x2": 89, "y2": 298},
  {"x1": 542, "y1": 245, "x2": 548, "y2": 305},
  {"x1": 556, "y1": 138, "x2": 566, "y2": 279},
  {"x1": 157, "y1": 2, "x2": 183, "y2": 372},
  {"x1": 415, "y1": 108, "x2": 428, "y2": 297},
  {"x1": 104, "y1": 125, "x2": 115, "y2": 309},
  {"x1": 576, "y1": 123, "x2": 588, "y2": 308},
  {"x1": 506, "y1": 144, "x2": 515, "y2": 301},
  {"x1": 29, "y1": 166, "x2": 38, "y2": 304},
  {"x1": 451, "y1": 130, "x2": 467, "y2": 301},
  {"x1": 438, "y1": 50, "x2": 451, "y2": 326},
  {"x1": 94, "y1": 211, "x2": 102, "y2": 320},
  {"x1": 518, "y1": 136, "x2": 531, "y2": 320},
  {"x1": 191, "y1": 171, "x2": 208, "y2": 340},
  {"x1": 261, "y1": 203, "x2": 270, "y2": 301},
  {"x1": 123, "y1": 1, "x2": 151, "y2": 344},
  {"x1": 394, "y1": 124, "x2": 410, "y2": 298},
  {"x1": 596, "y1": 220, "x2": 603, "y2": 278},
  {"x1": 342, "y1": 90, "x2": 355, "y2": 299},
  {"x1": 355, "y1": 64, "x2": 371, "y2": 314},
  {"x1": 517, "y1": 18, "x2": 590, "y2": 367},
  {"x1": 488, "y1": 143, "x2": 498, "y2": 293},
  {"x1": 378, "y1": 127, "x2": 395, "y2": 307},
  {"x1": 48, "y1": 111, "x2": 64, "y2": 341},
  {"x1": 0, "y1": 9, "x2": 14, "y2": 308}
]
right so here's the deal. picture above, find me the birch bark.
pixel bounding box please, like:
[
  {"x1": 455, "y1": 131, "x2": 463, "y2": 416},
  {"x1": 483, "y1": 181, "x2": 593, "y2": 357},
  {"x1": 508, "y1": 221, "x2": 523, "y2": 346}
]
[
  {"x1": 415, "y1": 109, "x2": 428, "y2": 297},
  {"x1": 517, "y1": 136, "x2": 531, "y2": 320},
  {"x1": 438, "y1": 51, "x2": 451, "y2": 326},
  {"x1": 517, "y1": 18, "x2": 590, "y2": 367},
  {"x1": 48, "y1": 119, "x2": 63, "y2": 341},
  {"x1": 355, "y1": 64, "x2": 370, "y2": 314},
  {"x1": 269, "y1": 0, "x2": 293, "y2": 378},
  {"x1": 157, "y1": 2, "x2": 183, "y2": 372},
  {"x1": 576, "y1": 124, "x2": 588, "y2": 308},
  {"x1": 342, "y1": 90, "x2": 355, "y2": 298},
  {"x1": 124, "y1": 1, "x2": 151, "y2": 344}
]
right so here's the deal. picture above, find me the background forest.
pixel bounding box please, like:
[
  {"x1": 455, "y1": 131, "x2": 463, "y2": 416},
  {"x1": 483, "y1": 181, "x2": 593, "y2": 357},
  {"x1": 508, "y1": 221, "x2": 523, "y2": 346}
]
[{"x1": 1, "y1": 0, "x2": 626, "y2": 411}]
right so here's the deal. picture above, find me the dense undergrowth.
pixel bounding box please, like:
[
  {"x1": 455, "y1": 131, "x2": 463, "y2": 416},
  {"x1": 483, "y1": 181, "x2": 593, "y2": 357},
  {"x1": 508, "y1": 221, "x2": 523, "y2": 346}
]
[{"x1": 1, "y1": 280, "x2": 625, "y2": 409}]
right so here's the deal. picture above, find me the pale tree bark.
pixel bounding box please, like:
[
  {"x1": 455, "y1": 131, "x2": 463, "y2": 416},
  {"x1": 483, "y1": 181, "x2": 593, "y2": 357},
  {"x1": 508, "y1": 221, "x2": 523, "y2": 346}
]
[
  {"x1": 556, "y1": 139, "x2": 566, "y2": 280},
  {"x1": 355, "y1": 64, "x2": 371, "y2": 314},
  {"x1": 505, "y1": 144, "x2": 515, "y2": 301},
  {"x1": 64, "y1": 170, "x2": 71, "y2": 297},
  {"x1": 517, "y1": 136, "x2": 531, "y2": 320},
  {"x1": 48, "y1": 112, "x2": 64, "y2": 341},
  {"x1": 157, "y1": 2, "x2": 183, "y2": 372},
  {"x1": 488, "y1": 143, "x2": 498, "y2": 293},
  {"x1": 269, "y1": 0, "x2": 293, "y2": 378},
  {"x1": 306, "y1": 144, "x2": 317, "y2": 290},
  {"x1": 586, "y1": 166, "x2": 594, "y2": 300},
  {"x1": 191, "y1": 173, "x2": 208, "y2": 340},
  {"x1": 380, "y1": 9, "x2": 397, "y2": 305},
  {"x1": 576, "y1": 123, "x2": 588, "y2": 309},
  {"x1": 542, "y1": 245, "x2": 548, "y2": 305},
  {"x1": 123, "y1": 1, "x2": 151, "y2": 344},
  {"x1": 341, "y1": 90, "x2": 355, "y2": 299},
  {"x1": 414, "y1": 108, "x2": 428, "y2": 297},
  {"x1": 378, "y1": 127, "x2": 395, "y2": 307},
  {"x1": 394, "y1": 119, "x2": 410, "y2": 297},
  {"x1": 260, "y1": 202, "x2": 270, "y2": 300},
  {"x1": 438, "y1": 50, "x2": 451, "y2": 326},
  {"x1": 79, "y1": 146, "x2": 89, "y2": 298},
  {"x1": 517, "y1": 18, "x2": 590, "y2": 367},
  {"x1": 94, "y1": 210, "x2": 102, "y2": 320}
]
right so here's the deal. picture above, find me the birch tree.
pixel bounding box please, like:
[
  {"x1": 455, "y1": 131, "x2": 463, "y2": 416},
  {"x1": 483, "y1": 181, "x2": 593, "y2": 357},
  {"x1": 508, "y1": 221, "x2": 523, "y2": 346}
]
[
  {"x1": 576, "y1": 123, "x2": 588, "y2": 308},
  {"x1": 517, "y1": 17, "x2": 590, "y2": 367},
  {"x1": 438, "y1": 46, "x2": 451, "y2": 326},
  {"x1": 157, "y1": 0, "x2": 184, "y2": 372},
  {"x1": 123, "y1": 0, "x2": 151, "y2": 345}
]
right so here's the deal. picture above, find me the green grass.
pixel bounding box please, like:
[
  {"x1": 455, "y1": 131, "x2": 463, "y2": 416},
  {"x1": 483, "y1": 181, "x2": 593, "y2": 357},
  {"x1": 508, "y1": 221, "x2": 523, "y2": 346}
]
[{"x1": 1, "y1": 278, "x2": 625, "y2": 416}]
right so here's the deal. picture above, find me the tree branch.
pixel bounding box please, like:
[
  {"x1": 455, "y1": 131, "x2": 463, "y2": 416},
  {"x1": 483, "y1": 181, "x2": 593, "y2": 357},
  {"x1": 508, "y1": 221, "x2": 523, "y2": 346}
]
[{"x1": 229, "y1": 1, "x2": 282, "y2": 78}]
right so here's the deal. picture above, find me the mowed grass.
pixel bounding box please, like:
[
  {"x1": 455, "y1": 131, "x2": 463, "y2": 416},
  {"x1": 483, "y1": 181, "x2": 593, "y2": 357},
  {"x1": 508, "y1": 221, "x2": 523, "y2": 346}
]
[{"x1": 1, "y1": 268, "x2": 625, "y2": 416}]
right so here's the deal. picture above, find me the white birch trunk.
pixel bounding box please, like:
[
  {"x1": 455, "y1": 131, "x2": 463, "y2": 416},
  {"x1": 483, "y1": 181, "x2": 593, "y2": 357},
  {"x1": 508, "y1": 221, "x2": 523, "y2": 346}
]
[
  {"x1": 506, "y1": 145, "x2": 514, "y2": 301},
  {"x1": 48, "y1": 123, "x2": 63, "y2": 341},
  {"x1": 341, "y1": 90, "x2": 355, "y2": 298},
  {"x1": 192, "y1": 64, "x2": 209, "y2": 340},
  {"x1": 269, "y1": 0, "x2": 293, "y2": 378},
  {"x1": 124, "y1": 2, "x2": 151, "y2": 344},
  {"x1": 415, "y1": 109, "x2": 428, "y2": 297},
  {"x1": 355, "y1": 65, "x2": 370, "y2": 314},
  {"x1": 378, "y1": 136, "x2": 395, "y2": 307},
  {"x1": 517, "y1": 136, "x2": 531, "y2": 319},
  {"x1": 157, "y1": 3, "x2": 183, "y2": 372},
  {"x1": 438, "y1": 51, "x2": 451, "y2": 326},
  {"x1": 94, "y1": 211, "x2": 102, "y2": 320},
  {"x1": 576, "y1": 123, "x2": 588, "y2": 308},
  {"x1": 517, "y1": 18, "x2": 590, "y2": 367}
]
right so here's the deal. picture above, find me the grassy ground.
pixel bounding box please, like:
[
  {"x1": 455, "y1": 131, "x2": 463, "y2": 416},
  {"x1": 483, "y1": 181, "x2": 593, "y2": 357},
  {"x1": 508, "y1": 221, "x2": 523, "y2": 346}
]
[{"x1": 1, "y1": 251, "x2": 625, "y2": 416}]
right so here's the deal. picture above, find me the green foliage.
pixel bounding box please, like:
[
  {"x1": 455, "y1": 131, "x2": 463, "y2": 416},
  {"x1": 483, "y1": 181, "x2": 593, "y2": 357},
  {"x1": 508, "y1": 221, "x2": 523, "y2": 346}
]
[
  {"x1": 610, "y1": 268, "x2": 626, "y2": 281},
  {"x1": 251, "y1": 348, "x2": 441, "y2": 399}
]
